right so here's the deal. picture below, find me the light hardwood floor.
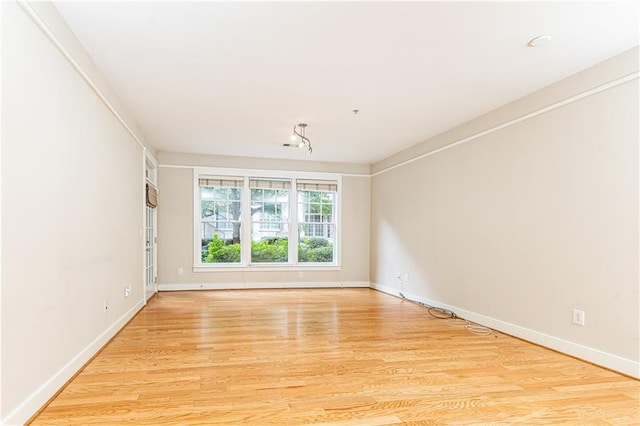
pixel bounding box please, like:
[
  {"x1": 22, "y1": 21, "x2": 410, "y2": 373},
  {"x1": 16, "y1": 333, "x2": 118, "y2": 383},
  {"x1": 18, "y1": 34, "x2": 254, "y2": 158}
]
[{"x1": 31, "y1": 289, "x2": 639, "y2": 425}]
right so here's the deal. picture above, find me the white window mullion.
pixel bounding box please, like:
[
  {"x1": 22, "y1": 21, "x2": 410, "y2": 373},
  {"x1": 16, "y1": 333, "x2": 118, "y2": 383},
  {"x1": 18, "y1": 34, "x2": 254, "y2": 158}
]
[
  {"x1": 290, "y1": 185, "x2": 298, "y2": 264},
  {"x1": 193, "y1": 171, "x2": 202, "y2": 267},
  {"x1": 242, "y1": 176, "x2": 252, "y2": 266},
  {"x1": 335, "y1": 178, "x2": 342, "y2": 266}
]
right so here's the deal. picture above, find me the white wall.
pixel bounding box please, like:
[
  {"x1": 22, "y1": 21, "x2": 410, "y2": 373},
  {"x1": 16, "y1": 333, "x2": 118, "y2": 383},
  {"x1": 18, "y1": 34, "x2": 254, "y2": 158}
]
[
  {"x1": 370, "y1": 48, "x2": 639, "y2": 377},
  {"x1": 1, "y1": 2, "x2": 150, "y2": 423},
  {"x1": 156, "y1": 152, "x2": 371, "y2": 289}
]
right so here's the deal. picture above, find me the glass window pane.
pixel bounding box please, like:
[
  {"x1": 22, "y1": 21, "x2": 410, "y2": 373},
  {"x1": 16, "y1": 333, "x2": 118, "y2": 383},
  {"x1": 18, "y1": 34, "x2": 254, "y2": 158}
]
[
  {"x1": 229, "y1": 201, "x2": 242, "y2": 220},
  {"x1": 250, "y1": 185, "x2": 290, "y2": 263},
  {"x1": 201, "y1": 187, "x2": 215, "y2": 200},
  {"x1": 201, "y1": 200, "x2": 215, "y2": 219},
  {"x1": 263, "y1": 189, "x2": 275, "y2": 199},
  {"x1": 297, "y1": 189, "x2": 335, "y2": 264},
  {"x1": 209, "y1": 187, "x2": 233, "y2": 201},
  {"x1": 251, "y1": 226, "x2": 288, "y2": 263},
  {"x1": 298, "y1": 224, "x2": 334, "y2": 263},
  {"x1": 201, "y1": 185, "x2": 242, "y2": 264},
  {"x1": 298, "y1": 190, "x2": 335, "y2": 223},
  {"x1": 309, "y1": 203, "x2": 321, "y2": 215},
  {"x1": 229, "y1": 188, "x2": 242, "y2": 201},
  {"x1": 202, "y1": 225, "x2": 241, "y2": 264}
]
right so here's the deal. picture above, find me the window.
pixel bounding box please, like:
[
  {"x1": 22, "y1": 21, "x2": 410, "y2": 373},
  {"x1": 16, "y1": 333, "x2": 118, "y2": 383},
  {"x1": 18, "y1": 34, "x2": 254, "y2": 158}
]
[
  {"x1": 199, "y1": 176, "x2": 243, "y2": 264},
  {"x1": 194, "y1": 169, "x2": 340, "y2": 269},
  {"x1": 297, "y1": 180, "x2": 337, "y2": 263},
  {"x1": 250, "y1": 179, "x2": 290, "y2": 263}
]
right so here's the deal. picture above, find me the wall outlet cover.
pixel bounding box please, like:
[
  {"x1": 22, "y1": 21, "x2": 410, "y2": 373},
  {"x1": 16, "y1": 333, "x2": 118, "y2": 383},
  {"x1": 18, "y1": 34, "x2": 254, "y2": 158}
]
[{"x1": 572, "y1": 309, "x2": 585, "y2": 326}]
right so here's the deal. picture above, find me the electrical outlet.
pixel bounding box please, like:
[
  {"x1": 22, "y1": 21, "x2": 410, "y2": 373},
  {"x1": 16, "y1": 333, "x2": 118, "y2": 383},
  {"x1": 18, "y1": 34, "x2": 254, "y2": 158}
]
[
  {"x1": 298, "y1": 271, "x2": 304, "y2": 278},
  {"x1": 572, "y1": 309, "x2": 585, "y2": 326},
  {"x1": 402, "y1": 273, "x2": 409, "y2": 283},
  {"x1": 124, "y1": 285, "x2": 131, "y2": 298},
  {"x1": 178, "y1": 267, "x2": 183, "y2": 275},
  {"x1": 104, "y1": 301, "x2": 109, "y2": 313},
  {"x1": 396, "y1": 272, "x2": 402, "y2": 279}
]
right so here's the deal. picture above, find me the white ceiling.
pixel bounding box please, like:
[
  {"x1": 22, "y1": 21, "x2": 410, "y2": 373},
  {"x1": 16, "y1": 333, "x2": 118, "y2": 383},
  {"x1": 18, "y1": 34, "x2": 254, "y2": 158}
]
[{"x1": 53, "y1": 1, "x2": 639, "y2": 165}]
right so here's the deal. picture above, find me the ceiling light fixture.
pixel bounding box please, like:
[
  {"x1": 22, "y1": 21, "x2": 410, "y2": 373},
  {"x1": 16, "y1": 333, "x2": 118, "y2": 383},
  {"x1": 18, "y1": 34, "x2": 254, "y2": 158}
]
[
  {"x1": 527, "y1": 34, "x2": 552, "y2": 47},
  {"x1": 284, "y1": 123, "x2": 312, "y2": 155}
]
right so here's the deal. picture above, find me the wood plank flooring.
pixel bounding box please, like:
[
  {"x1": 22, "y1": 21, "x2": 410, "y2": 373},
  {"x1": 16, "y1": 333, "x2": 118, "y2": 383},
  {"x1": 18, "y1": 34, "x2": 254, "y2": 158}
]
[{"x1": 31, "y1": 289, "x2": 640, "y2": 425}]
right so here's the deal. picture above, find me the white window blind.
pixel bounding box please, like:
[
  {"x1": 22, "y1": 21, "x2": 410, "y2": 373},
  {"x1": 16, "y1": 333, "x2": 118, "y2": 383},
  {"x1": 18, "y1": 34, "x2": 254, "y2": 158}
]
[
  {"x1": 249, "y1": 179, "x2": 291, "y2": 190},
  {"x1": 199, "y1": 176, "x2": 244, "y2": 188},
  {"x1": 296, "y1": 179, "x2": 338, "y2": 192}
]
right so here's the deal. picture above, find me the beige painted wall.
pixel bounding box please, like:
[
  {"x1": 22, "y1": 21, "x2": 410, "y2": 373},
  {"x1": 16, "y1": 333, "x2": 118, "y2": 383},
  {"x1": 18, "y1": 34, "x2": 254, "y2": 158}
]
[
  {"x1": 157, "y1": 154, "x2": 370, "y2": 287},
  {"x1": 1, "y1": 2, "x2": 150, "y2": 423},
  {"x1": 370, "y1": 48, "x2": 639, "y2": 375},
  {"x1": 2, "y1": 3, "x2": 637, "y2": 423}
]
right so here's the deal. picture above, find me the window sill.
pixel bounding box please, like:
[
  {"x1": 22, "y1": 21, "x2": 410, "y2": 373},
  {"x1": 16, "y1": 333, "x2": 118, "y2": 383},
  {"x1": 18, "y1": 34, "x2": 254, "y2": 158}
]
[{"x1": 193, "y1": 264, "x2": 342, "y2": 273}]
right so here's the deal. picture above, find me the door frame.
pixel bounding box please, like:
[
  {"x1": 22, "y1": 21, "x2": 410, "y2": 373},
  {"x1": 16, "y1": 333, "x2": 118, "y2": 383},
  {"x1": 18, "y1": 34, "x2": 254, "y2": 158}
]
[{"x1": 143, "y1": 150, "x2": 158, "y2": 303}]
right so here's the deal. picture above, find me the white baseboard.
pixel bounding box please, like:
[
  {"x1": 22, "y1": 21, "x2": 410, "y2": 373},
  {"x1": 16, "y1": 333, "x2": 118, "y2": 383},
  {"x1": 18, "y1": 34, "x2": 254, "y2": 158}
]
[
  {"x1": 2, "y1": 299, "x2": 145, "y2": 426},
  {"x1": 369, "y1": 282, "x2": 640, "y2": 379},
  {"x1": 158, "y1": 281, "x2": 370, "y2": 291}
]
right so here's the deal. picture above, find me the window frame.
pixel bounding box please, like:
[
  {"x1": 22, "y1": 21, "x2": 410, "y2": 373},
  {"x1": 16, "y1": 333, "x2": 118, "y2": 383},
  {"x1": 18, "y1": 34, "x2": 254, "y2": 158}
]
[
  {"x1": 249, "y1": 180, "x2": 292, "y2": 264},
  {"x1": 297, "y1": 189, "x2": 337, "y2": 264},
  {"x1": 193, "y1": 167, "x2": 341, "y2": 272},
  {"x1": 199, "y1": 183, "x2": 244, "y2": 265}
]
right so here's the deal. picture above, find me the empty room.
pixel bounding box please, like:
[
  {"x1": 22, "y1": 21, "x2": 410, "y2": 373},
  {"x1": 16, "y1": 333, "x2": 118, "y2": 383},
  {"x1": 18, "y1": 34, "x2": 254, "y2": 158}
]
[{"x1": 2, "y1": 1, "x2": 639, "y2": 424}]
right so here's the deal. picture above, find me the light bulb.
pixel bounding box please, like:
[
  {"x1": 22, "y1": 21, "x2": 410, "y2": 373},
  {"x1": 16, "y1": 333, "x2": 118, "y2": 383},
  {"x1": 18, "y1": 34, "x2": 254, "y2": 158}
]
[
  {"x1": 290, "y1": 134, "x2": 297, "y2": 141},
  {"x1": 298, "y1": 141, "x2": 305, "y2": 148}
]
